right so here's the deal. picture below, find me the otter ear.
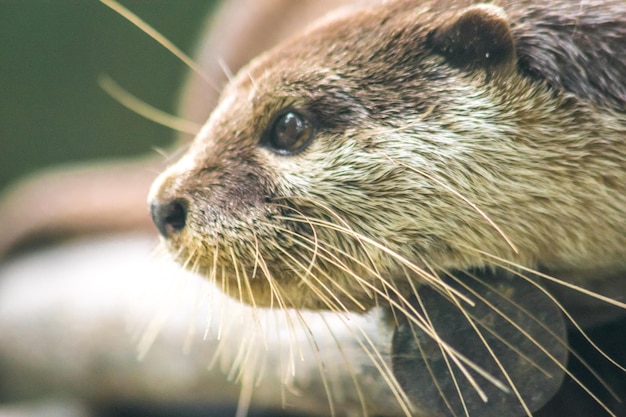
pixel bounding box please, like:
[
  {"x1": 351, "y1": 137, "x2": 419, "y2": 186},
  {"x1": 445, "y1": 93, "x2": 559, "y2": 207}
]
[{"x1": 427, "y1": 4, "x2": 515, "y2": 73}]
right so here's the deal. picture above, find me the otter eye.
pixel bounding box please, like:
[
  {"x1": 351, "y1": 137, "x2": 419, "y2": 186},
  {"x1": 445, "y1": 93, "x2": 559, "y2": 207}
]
[{"x1": 267, "y1": 111, "x2": 314, "y2": 154}]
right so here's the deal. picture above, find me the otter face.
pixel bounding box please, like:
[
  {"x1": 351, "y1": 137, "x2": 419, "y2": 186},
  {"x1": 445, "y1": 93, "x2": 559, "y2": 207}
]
[{"x1": 149, "y1": 0, "x2": 626, "y2": 312}]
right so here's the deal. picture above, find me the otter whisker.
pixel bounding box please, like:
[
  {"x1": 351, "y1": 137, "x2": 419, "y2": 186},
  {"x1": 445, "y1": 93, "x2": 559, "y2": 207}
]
[
  {"x1": 371, "y1": 266, "x2": 518, "y2": 397},
  {"x1": 258, "y1": 220, "x2": 368, "y2": 311},
  {"x1": 468, "y1": 247, "x2": 626, "y2": 311},
  {"x1": 240, "y1": 263, "x2": 269, "y2": 352},
  {"x1": 254, "y1": 211, "x2": 520, "y2": 406},
  {"x1": 257, "y1": 218, "x2": 433, "y2": 410},
  {"x1": 281, "y1": 198, "x2": 386, "y2": 290},
  {"x1": 436, "y1": 273, "x2": 535, "y2": 416},
  {"x1": 267, "y1": 233, "x2": 508, "y2": 392},
  {"x1": 252, "y1": 249, "x2": 304, "y2": 378},
  {"x1": 266, "y1": 239, "x2": 350, "y2": 313},
  {"x1": 137, "y1": 247, "x2": 201, "y2": 360},
  {"x1": 462, "y1": 269, "x2": 595, "y2": 377},
  {"x1": 183, "y1": 255, "x2": 205, "y2": 355},
  {"x1": 270, "y1": 290, "x2": 338, "y2": 417},
  {"x1": 415, "y1": 262, "x2": 621, "y2": 417},
  {"x1": 495, "y1": 266, "x2": 625, "y2": 404},
  {"x1": 235, "y1": 370, "x2": 254, "y2": 417},
  {"x1": 276, "y1": 214, "x2": 475, "y2": 307},
  {"x1": 276, "y1": 216, "x2": 446, "y2": 323},
  {"x1": 434, "y1": 270, "x2": 557, "y2": 379},
  {"x1": 420, "y1": 317, "x2": 499, "y2": 404},
  {"x1": 247, "y1": 70, "x2": 259, "y2": 94},
  {"x1": 146, "y1": 241, "x2": 170, "y2": 261},
  {"x1": 338, "y1": 313, "x2": 415, "y2": 417},
  {"x1": 249, "y1": 232, "x2": 261, "y2": 285},
  {"x1": 263, "y1": 220, "x2": 435, "y2": 329},
  {"x1": 266, "y1": 219, "x2": 448, "y2": 329},
  {"x1": 403, "y1": 262, "x2": 472, "y2": 417},
  {"x1": 267, "y1": 204, "x2": 322, "y2": 288},
  {"x1": 282, "y1": 213, "x2": 473, "y2": 305},
  {"x1": 217, "y1": 57, "x2": 234, "y2": 82},
  {"x1": 251, "y1": 229, "x2": 281, "y2": 311},
  {"x1": 465, "y1": 268, "x2": 623, "y2": 413},
  {"x1": 226, "y1": 323, "x2": 257, "y2": 382},
  {"x1": 465, "y1": 262, "x2": 623, "y2": 416},
  {"x1": 412, "y1": 291, "x2": 469, "y2": 417},
  {"x1": 260, "y1": 216, "x2": 488, "y2": 402},
  {"x1": 229, "y1": 247, "x2": 245, "y2": 307},
  {"x1": 100, "y1": 0, "x2": 220, "y2": 92},
  {"x1": 295, "y1": 314, "x2": 338, "y2": 417},
  {"x1": 469, "y1": 250, "x2": 626, "y2": 376},
  {"x1": 98, "y1": 75, "x2": 202, "y2": 135},
  {"x1": 218, "y1": 266, "x2": 228, "y2": 341},
  {"x1": 269, "y1": 201, "x2": 374, "y2": 299},
  {"x1": 203, "y1": 245, "x2": 221, "y2": 340}
]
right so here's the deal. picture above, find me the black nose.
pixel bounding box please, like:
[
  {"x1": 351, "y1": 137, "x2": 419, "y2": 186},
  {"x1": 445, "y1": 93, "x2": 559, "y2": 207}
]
[{"x1": 150, "y1": 199, "x2": 188, "y2": 238}]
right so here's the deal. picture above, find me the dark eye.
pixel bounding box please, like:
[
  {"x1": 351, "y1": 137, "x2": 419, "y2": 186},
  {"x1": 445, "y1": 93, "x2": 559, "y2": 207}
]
[{"x1": 267, "y1": 111, "x2": 314, "y2": 154}]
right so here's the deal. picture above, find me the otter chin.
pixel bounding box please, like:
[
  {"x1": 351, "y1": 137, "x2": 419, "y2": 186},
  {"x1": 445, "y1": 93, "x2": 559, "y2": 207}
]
[{"x1": 149, "y1": 0, "x2": 626, "y2": 314}]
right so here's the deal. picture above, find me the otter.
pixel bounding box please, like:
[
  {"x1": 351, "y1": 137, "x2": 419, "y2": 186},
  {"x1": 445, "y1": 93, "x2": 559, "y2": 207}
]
[
  {"x1": 150, "y1": 0, "x2": 626, "y2": 309},
  {"x1": 147, "y1": 0, "x2": 626, "y2": 416},
  {"x1": 0, "y1": 0, "x2": 624, "y2": 415}
]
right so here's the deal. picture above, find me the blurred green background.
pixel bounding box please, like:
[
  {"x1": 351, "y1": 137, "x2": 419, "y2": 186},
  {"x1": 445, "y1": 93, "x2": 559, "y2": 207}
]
[{"x1": 0, "y1": 1, "x2": 219, "y2": 191}]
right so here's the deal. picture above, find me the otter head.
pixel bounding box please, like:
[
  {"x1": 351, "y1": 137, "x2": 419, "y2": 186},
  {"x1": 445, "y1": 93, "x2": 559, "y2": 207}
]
[{"x1": 148, "y1": 0, "x2": 623, "y2": 311}]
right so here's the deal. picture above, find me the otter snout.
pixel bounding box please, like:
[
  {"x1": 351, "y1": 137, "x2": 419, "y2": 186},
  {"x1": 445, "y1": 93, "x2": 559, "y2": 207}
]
[
  {"x1": 150, "y1": 199, "x2": 188, "y2": 238},
  {"x1": 148, "y1": 159, "x2": 194, "y2": 238}
]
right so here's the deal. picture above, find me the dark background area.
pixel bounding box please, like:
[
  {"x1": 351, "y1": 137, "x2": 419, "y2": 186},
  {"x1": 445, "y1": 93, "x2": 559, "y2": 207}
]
[{"x1": 0, "y1": 1, "x2": 218, "y2": 192}]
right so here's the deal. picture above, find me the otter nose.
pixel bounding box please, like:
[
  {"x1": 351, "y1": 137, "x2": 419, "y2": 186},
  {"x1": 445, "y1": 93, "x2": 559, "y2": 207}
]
[{"x1": 150, "y1": 199, "x2": 188, "y2": 238}]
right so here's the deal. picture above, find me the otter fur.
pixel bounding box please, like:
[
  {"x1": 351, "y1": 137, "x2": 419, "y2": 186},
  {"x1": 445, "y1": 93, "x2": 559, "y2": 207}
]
[{"x1": 151, "y1": 0, "x2": 626, "y2": 309}]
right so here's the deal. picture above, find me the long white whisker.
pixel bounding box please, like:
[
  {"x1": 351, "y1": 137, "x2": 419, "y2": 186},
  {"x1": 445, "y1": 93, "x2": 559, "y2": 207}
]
[
  {"x1": 265, "y1": 240, "x2": 348, "y2": 313},
  {"x1": 252, "y1": 244, "x2": 303, "y2": 377},
  {"x1": 439, "y1": 272, "x2": 534, "y2": 416},
  {"x1": 273, "y1": 213, "x2": 475, "y2": 307},
  {"x1": 277, "y1": 293, "x2": 338, "y2": 417},
  {"x1": 406, "y1": 263, "x2": 468, "y2": 417},
  {"x1": 258, "y1": 220, "x2": 368, "y2": 310},
  {"x1": 413, "y1": 289, "x2": 468, "y2": 417},
  {"x1": 229, "y1": 247, "x2": 245, "y2": 307},
  {"x1": 100, "y1": 0, "x2": 220, "y2": 91},
  {"x1": 466, "y1": 247, "x2": 626, "y2": 310},
  {"x1": 217, "y1": 57, "x2": 234, "y2": 82},
  {"x1": 98, "y1": 75, "x2": 202, "y2": 134}
]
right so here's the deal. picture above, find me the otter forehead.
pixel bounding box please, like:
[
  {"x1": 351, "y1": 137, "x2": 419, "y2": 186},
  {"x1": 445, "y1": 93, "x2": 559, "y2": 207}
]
[
  {"x1": 210, "y1": 1, "x2": 448, "y2": 130},
  {"x1": 181, "y1": 3, "x2": 442, "y2": 204}
]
